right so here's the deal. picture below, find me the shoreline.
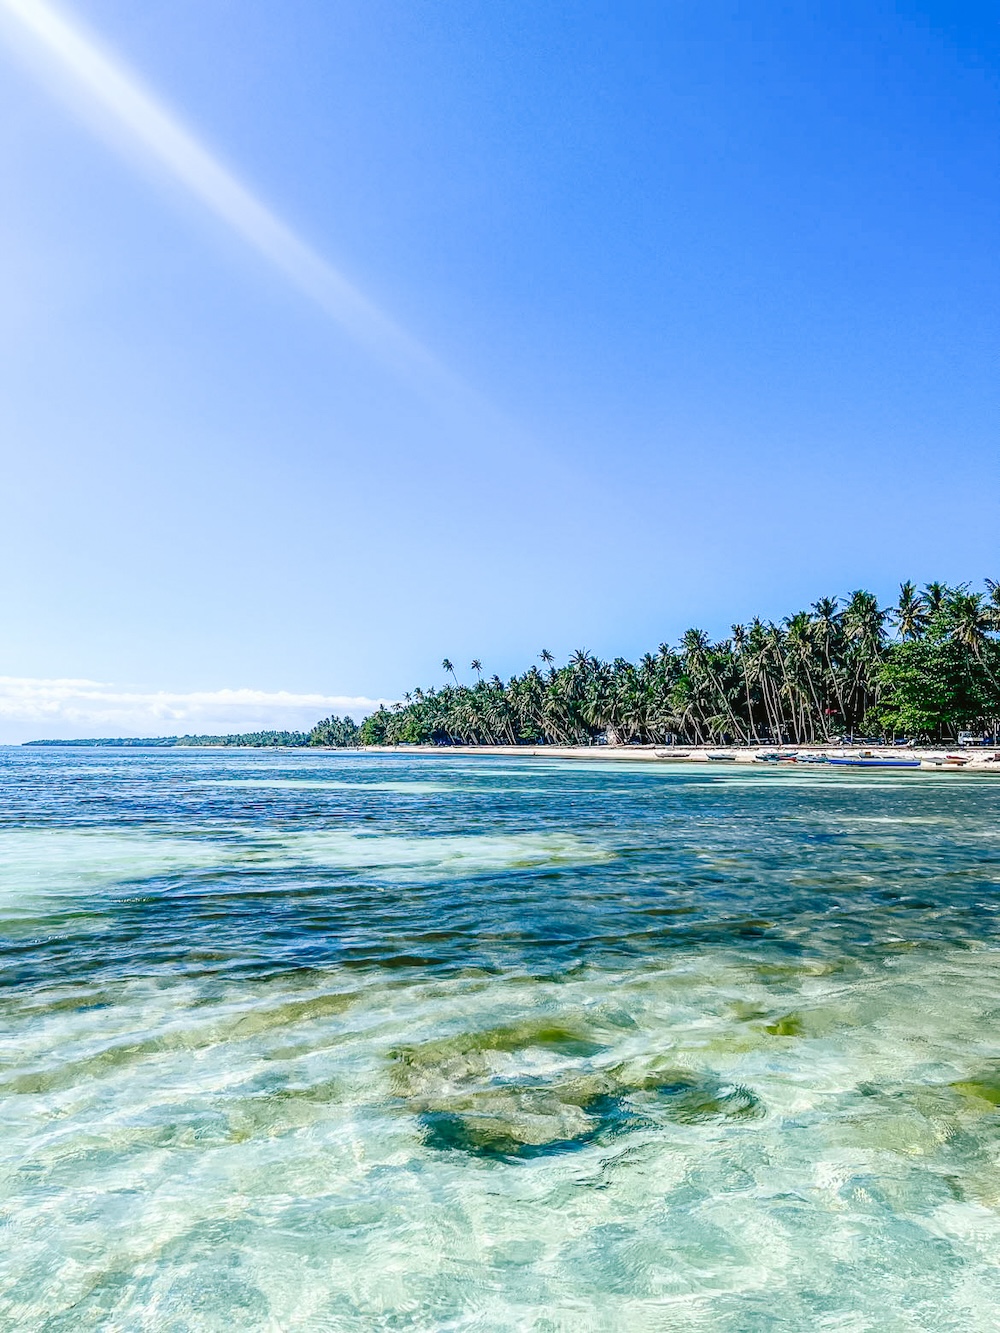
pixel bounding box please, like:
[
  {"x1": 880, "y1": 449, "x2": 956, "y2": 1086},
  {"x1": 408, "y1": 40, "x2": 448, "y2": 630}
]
[
  {"x1": 357, "y1": 743, "x2": 1000, "y2": 771},
  {"x1": 14, "y1": 742, "x2": 1000, "y2": 771}
]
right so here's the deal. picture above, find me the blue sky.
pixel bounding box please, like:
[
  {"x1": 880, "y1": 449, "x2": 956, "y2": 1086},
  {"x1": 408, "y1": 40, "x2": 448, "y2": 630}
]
[{"x1": 0, "y1": 0, "x2": 997, "y2": 738}]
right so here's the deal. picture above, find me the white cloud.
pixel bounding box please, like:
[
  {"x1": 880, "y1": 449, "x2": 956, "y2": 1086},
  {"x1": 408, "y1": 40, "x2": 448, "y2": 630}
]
[{"x1": 0, "y1": 677, "x2": 390, "y2": 744}]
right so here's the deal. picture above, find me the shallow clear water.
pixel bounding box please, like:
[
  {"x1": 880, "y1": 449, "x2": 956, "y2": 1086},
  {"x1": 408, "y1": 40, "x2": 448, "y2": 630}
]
[{"x1": 3, "y1": 748, "x2": 1000, "y2": 1330}]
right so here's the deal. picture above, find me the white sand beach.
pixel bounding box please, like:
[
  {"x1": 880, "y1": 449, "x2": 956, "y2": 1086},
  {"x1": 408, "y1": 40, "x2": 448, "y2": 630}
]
[{"x1": 363, "y1": 744, "x2": 1000, "y2": 771}]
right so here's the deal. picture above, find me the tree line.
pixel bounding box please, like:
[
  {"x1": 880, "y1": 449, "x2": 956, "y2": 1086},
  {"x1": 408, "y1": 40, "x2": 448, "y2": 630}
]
[
  {"x1": 357, "y1": 581, "x2": 1000, "y2": 747},
  {"x1": 177, "y1": 717, "x2": 362, "y2": 747},
  {"x1": 25, "y1": 717, "x2": 362, "y2": 748}
]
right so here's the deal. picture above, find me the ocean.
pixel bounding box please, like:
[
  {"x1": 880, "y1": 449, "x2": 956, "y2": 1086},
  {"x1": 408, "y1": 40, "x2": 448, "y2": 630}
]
[{"x1": 2, "y1": 747, "x2": 1000, "y2": 1330}]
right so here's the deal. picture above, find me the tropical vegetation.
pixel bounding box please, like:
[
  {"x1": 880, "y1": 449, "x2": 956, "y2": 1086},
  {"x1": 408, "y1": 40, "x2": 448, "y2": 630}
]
[
  {"x1": 25, "y1": 717, "x2": 361, "y2": 748},
  {"x1": 307, "y1": 715, "x2": 362, "y2": 747},
  {"x1": 359, "y1": 581, "x2": 1000, "y2": 747}
]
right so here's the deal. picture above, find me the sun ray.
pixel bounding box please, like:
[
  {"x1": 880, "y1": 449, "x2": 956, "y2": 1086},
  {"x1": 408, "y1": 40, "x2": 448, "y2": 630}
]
[{"x1": 0, "y1": 0, "x2": 474, "y2": 407}]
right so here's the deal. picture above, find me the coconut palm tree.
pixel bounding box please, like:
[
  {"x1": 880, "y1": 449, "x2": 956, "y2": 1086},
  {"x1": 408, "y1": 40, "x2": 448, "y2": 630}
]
[
  {"x1": 842, "y1": 590, "x2": 886, "y2": 728},
  {"x1": 364, "y1": 580, "x2": 1000, "y2": 749},
  {"x1": 985, "y1": 579, "x2": 1000, "y2": 633},
  {"x1": 891, "y1": 581, "x2": 928, "y2": 641},
  {"x1": 923, "y1": 582, "x2": 951, "y2": 618},
  {"x1": 810, "y1": 597, "x2": 845, "y2": 726},
  {"x1": 785, "y1": 612, "x2": 826, "y2": 740},
  {"x1": 947, "y1": 590, "x2": 989, "y2": 651},
  {"x1": 730, "y1": 625, "x2": 760, "y2": 744},
  {"x1": 742, "y1": 619, "x2": 781, "y2": 741},
  {"x1": 945, "y1": 591, "x2": 1000, "y2": 693}
]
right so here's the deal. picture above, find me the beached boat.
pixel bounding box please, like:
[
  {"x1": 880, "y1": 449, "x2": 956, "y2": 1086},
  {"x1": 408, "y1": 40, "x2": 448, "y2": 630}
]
[
  {"x1": 707, "y1": 752, "x2": 738, "y2": 761},
  {"x1": 828, "y1": 757, "x2": 921, "y2": 768}
]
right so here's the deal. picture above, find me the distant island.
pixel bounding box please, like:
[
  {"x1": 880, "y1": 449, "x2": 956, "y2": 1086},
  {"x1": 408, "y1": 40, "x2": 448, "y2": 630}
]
[
  {"x1": 24, "y1": 715, "x2": 360, "y2": 749},
  {"x1": 359, "y1": 580, "x2": 1000, "y2": 748}
]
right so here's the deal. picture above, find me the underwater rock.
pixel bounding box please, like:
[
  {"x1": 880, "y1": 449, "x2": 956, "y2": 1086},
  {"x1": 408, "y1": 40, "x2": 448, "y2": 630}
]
[
  {"x1": 951, "y1": 1065, "x2": 1000, "y2": 1108},
  {"x1": 765, "y1": 1012, "x2": 806, "y2": 1037},
  {"x1": 417, "y1": 1086, "x2": 633, "y2": 1160},
  {"x1": 629, "y1": 1070, "x2": 763, "y2": 1123},
  {"x1": 394, "y1": 1021, "x2": 763, "y2": 1160}
]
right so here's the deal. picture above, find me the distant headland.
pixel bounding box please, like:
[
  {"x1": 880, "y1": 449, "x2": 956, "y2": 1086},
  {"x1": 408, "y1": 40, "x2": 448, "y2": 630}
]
[{"x1": 22, "y1": 716, "x2": 360, "y2": 749}]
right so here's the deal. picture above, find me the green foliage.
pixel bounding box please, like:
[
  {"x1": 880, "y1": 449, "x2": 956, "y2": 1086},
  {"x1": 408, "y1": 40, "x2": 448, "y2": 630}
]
[
  {"x1": 24, "y1": 737, "x2": 180, "y2": 747},
  {"x1": 873, "y1": 639, "x2": 1000, "y2": 740},
  {"x1": 25, "y1": 732, "x2": 312, "y2": 747},
  {"x1": 25, "y1": 581, "x2": 1000, "y2": 752},
  {"x1": 358, "y1": 707, "x2": 430, "y2": 745},
  {"x1": 308, "y1": 715, "x2": 361, "y2": 747},
  {"x1": 365, "y1": 581, "x2": 1000, "y2": 747},
  {"x1": 358, "y1": 709, "x2": 390, "y2": 745},
  {"x1": 177, "y1": 731, "x2": 312, "y2": 747}
]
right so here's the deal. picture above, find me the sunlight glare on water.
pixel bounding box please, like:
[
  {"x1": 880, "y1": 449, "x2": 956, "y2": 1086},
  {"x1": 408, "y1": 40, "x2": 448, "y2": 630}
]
[{"x1": 2, "y1": 748, "x2": 1000, "y2": 1330}]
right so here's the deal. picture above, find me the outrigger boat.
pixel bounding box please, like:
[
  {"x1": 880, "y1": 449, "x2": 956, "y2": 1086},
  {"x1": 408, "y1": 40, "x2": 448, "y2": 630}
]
[
  {"x1": 828, "y1": 755, "x2": 921, "y2": 768},
  {"x1": 706, "y1": 752, "x2": 738, "y2": 761}
]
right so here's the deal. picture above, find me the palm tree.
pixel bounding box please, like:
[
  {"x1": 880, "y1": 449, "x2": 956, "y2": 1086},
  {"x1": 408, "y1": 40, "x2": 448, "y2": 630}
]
[
  {"x1": 923, "y1": 582, "x2": 951, "y2": 618},
  {"x1": 944, "y1": 590, "x2": 1000, "y2": 697},
  {"x1": 764, "y1": 622, "x2": 797, "y2": 741},
  {"x1": 741, "y1": 619, "x2": 779, "y2": 742},
  {"x1": 810, "y1": 597, "x2": 845, "y2": 725},
  {"x1": 731, "y1": 624, "x2": 760, "y2": 743},
  {"x1": 891, "y1": 581, "x2": 928, "y2": 641},
  {"x1": 368, "y1": 578, "x2": 1000, "y2": 749},
  {"x1": 985, "y1": 579, "x2": 1000, "y2": 633},
  {"x1": 680, "y1": 629, "x2": 746, "y2": 742},
  {"x1": 947, "y1": 590, "x2": 989, "y2": 651},
  {"x1": 842, "y1": 590, "x2": 886, "y2": 728},
  {"x1": 785, "y1": 611, "x2": 825, "y2": 740}
]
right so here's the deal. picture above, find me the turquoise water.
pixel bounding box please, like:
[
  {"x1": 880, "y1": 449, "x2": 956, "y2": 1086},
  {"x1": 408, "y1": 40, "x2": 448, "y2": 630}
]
[{"x1": 3, "y1": 749, "x2": 1000, "y2": 1331}]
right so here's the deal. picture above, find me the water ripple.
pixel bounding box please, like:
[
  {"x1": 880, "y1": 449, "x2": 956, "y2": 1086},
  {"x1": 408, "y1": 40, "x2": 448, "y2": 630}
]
[{"x1": 2, "y1": 747, "x2": 1000, "y2": 1328}]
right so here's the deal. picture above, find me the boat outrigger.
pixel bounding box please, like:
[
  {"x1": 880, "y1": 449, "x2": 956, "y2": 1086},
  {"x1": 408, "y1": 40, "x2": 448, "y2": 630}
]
[{"x1": 827, "y1": 756, "x2": 921, "y2": 768}]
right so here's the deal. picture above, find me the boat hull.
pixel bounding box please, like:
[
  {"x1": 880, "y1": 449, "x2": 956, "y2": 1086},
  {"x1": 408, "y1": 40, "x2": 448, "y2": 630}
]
[{"x1": 827, "y1": 758, "x2": 921, "y2": 768}]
